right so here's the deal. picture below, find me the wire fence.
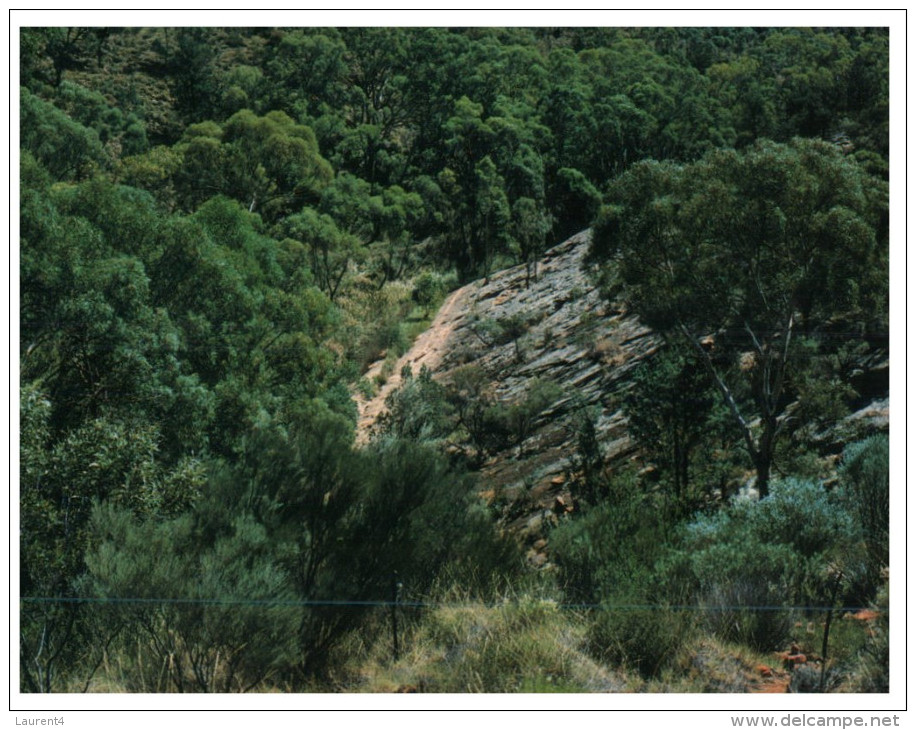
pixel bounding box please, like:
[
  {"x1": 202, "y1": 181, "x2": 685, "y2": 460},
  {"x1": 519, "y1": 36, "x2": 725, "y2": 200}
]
[
  {"x1": 19, "y1": 592, "x2": 885, "y2": 693},
  {"x1": 19, "y1": 595, "x2": 885, "y2": 613}
]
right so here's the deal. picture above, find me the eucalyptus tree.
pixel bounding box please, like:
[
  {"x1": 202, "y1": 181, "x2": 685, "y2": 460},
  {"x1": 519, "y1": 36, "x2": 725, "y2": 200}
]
[{"x1": 592, "y1": 138, "x2": 887, "y2": 497}]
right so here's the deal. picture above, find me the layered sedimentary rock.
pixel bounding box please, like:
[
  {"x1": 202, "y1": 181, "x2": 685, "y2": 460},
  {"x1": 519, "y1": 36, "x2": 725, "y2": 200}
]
[
  {"x1": 356, "y1": 229, "x2": 889, "y2": 564},
  {"x1": 357, "y1": 230, "x2": 661, "y2": 553}
]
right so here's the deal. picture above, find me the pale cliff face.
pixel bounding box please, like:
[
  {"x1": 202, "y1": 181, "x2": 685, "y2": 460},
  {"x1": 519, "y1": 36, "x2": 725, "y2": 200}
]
[
  {"x1": 358, "y1": 230, "x2": 661, "y2": 557},
  {"x1": 357, "y1": 229, "x2": 889, "y2": 566}
]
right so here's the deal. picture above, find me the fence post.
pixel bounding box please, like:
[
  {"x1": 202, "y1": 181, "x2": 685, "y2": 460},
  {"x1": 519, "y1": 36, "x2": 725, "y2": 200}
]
[
  {"x1": 391, "y1": 571, "x2": 402, "y2": 662},
  {"x1": 819, "y1": 570, "x2": 844, "y2": 692}
]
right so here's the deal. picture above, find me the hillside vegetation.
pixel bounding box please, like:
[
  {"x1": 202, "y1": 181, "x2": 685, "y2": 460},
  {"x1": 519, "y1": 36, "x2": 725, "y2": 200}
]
[{"x1": 19, "y1": 26, "x2": 889, "y2": 693}]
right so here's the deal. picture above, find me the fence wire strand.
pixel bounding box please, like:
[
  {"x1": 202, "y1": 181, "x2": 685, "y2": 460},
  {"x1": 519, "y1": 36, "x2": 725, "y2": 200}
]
[{"x1": 19, "y1": 595, "x2": 884, "y2": 613}]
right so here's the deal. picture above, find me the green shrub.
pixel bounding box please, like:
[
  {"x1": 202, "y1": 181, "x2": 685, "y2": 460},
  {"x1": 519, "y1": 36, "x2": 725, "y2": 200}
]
[
  {"x1": 550, "y1": 479, "x2": 694, "y2": 677},
  {"x1": 674, "y1": 478, "x2": 858, "y2": 569},
  {"x1": 504, "y1": 378, "x2": 563, "y2": 450},
  {"x1": 836, "y1": 435, "x2": 889, "y2": 596},
  {"x1": 444, "y1": 365, "x2": 511, "y2": 464},
  {"x1": 587, "y1": 596, "x2": 693, "y2": 679},
  {"x1": 359, "y1": 309, "x2": 409, "y2": 367},
  {"x1": 470, "y1": 314, "x2": 533, "y2": 361},
  {"x1": 457, "y1": 377, "x2": 561, "y2": 458},
  {"x1": 379, "y1": 366, "x2": 453, "y2": 443},
  {"x1": 550, "y1": 473, "x2": 663, "y2": 605},
  {"x1": 229, "y1": 426, "x2": 517, "y2": 678},
  {"x1": 412, "y1": 271, "x2": 446, "y2": 316},
  {"x1": 658, "y1": 478, "x2": 862, "y2": 652},
  {"x1": 83, "y1": 504, "x2": 300, "y2": 692}
]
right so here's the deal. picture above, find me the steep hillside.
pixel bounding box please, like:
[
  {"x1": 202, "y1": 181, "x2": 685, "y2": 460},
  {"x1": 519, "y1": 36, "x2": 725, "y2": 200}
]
[
  {"x1": 356, "y1": 229, "x2": 890, "y2": 565},
  {"x1": 357, "y1": 230, "x2": 662, "y2": 558}
]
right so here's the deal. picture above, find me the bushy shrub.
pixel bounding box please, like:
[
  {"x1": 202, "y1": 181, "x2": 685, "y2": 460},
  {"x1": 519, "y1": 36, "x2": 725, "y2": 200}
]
[
  {"x1": 658, "y1": 478, "x2": 861, "y2": 651},
  {"x1": 447, "y1": 376, "x2": 562, "y2": 459},
  {"x1": 751, "y1": 478, "x2": 858, "y2": 557},
  {"x1": 549, "y1": 473, "x2": 693, "y2": 676},
  {"x1": 83, "y1": 504, "x2": 300, "y2": 692},
  {"x1": 470, "y1": 313, "x2": 533, "y2": 361},
  {"x1": 412, "y1": 271, "x2": 446, "y2": 316},
  {"x1": 444, "y1": 365, "x2": 510, "y2": 464},
  {"x1": 836, "y1": 435, "x2": 889, "y2": 596},
  {"x1": 348, "y1": 283, "x2": 414, "y2": 368},
  {"x1": 587, "y1": 597, "x2": 693, "y2": 679},
  {"x1": 503, "y1": 378, "x2": 563, "y2": 451},
  {"x1": 550, "y1": 472, "x2": 663, "y2": 604},
  {"x1": 232, "y1": 423, "x2": 519, "y2": 679},
  {"x1": 379, "y1": 365, "x2": 453, "y2": 443}
]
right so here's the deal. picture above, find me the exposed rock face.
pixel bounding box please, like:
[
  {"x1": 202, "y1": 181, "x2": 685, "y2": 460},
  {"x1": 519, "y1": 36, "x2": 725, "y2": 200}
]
[
  {"x1": 357, "y1": 230, "x2": 661, "y2": 545},
  {"x1": 355, "y1": 229, "x2": 890, "y2": 563}
]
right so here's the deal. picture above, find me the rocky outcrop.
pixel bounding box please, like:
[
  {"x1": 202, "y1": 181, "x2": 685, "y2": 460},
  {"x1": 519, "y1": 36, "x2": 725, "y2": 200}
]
[
  {"x1": 357, "y1": 230, "x2": 661, "y2": 551},
  {"x1": 355, "y1": 229, "x2": 890, "y2": 564}
]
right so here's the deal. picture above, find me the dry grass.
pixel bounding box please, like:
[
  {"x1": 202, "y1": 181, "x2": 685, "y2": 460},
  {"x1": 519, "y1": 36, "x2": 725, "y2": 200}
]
[
  {"x1": 643, "y1": 637, "x2": 790, "y2": 693},
  {"x1": 334, "y1": 596, "x2": 627, "y2": 693},
  {"x1": 62, "y1": 582, "x2": 888, "y2": 693}
]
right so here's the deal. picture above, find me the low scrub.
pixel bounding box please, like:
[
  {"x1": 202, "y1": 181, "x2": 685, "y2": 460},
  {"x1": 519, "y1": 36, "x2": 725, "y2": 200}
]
[
  {"x1": 587, "y1": 599, "x2": 694, "y2": 680},
  {"x1": 344, "y1": 594, "x2": 625, "y2": 693}
]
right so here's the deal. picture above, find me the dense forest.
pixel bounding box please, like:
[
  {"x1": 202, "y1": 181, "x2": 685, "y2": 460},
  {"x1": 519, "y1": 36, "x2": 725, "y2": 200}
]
[{"x1": 19, "y1": 26, "x2": 889, "y2": 693}]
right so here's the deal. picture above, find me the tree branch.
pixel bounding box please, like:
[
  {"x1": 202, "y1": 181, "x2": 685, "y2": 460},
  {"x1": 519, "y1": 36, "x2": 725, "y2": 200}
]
[{"x1": 680, "y1": 322, "x2": 760, "y2": 463}]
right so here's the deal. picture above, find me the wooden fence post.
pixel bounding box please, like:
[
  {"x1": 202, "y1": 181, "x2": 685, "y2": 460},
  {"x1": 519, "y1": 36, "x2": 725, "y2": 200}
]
[{"x1": 391, "y1": 571, "x2": 402, "y2": 662}]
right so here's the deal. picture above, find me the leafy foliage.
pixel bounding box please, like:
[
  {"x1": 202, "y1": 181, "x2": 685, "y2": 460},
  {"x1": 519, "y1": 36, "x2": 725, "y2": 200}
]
[
  {"x1": 551, "y1": 472, "x2": 671, "y2": 606},
  {"x1": 379, "y1": 365, "x2": 452, "y2": 443},
  {"x1": 83, "y1": 505, "x2": 299, "y2": 692},
  {"x1": 621, "y1": 345, "x2": 732, "y2": 509},
  {"x1": 835, "y1": 436, "x2": 889, "y2": 597},
  {"x1": 592, "y1": 138, "x2": 887, "y2": 496},
  {"x1": 550, "y1": 475, "x2": 692, "y2": 678},
  {"x1": 659, "y1": 479, "x2": 861, "y2": 649},
  {"x1": 18, "y1": 25, "x2": 890, "y2": 691},
  {"x1": 21, "y1": 87, "x2": 106, "y2": 179}
]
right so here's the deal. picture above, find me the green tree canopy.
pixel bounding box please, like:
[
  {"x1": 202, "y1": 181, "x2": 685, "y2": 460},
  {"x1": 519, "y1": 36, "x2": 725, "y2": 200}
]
[
  {"x1": 173, "y1": 110, "x2": 333, "y2": 220},
  {"x1": 592, "y1": 138, "x2": 887, "y2": 497}
]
